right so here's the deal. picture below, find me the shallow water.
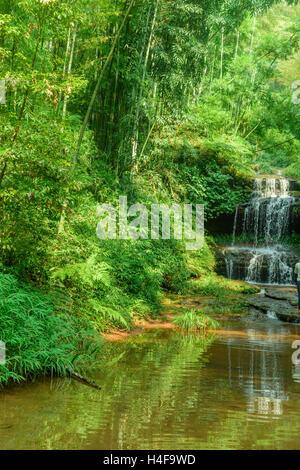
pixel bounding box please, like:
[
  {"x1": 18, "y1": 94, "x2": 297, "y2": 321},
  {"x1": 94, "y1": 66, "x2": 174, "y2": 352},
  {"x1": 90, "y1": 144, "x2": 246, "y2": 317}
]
[{"x1": 1, "y1": 316, "x2": 300, "y2": 450}]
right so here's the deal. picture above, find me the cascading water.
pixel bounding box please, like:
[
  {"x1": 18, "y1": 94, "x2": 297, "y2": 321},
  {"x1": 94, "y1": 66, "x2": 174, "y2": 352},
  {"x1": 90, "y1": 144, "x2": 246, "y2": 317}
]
[
  {"x1": 237, "y1": 178, "x2": 294, "y2": 245},
  {"x1": 223, "y1": 177, "x2": 298, "y2": 286}
]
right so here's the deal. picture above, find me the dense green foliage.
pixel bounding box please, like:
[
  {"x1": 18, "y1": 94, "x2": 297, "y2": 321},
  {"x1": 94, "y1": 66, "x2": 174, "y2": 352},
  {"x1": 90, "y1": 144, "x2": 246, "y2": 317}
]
[
  {"x1": 0, "y1": 267, "x2": 102, "y2": 386},
  {"x1": 0, "y1": 0, "x2": 299, "y2": 384}
]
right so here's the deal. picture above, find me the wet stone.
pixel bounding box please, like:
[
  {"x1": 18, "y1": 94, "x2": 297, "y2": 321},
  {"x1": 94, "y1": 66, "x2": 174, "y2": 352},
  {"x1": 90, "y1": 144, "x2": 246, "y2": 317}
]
[{"x1": 246, "y1": 291, "x2": 300, "y2": 324}]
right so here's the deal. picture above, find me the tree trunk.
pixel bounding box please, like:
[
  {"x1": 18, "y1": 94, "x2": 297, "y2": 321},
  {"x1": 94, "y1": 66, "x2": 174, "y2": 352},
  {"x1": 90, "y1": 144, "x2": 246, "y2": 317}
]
[
  {"x1": 131, "y1": 0, "x2": 159, "y2": 165},
  {"x1": 234, "y1": 29, "x2": 239, "y2": 59},
  {"x1": 220, "y1": 28, "x2": 224, "y2": 79},
  {"x1": 250, "y1": 14, "x2": 257, "y2": 54},
  {"x1": 57, "y1": 27, "x2": 71, "y2": 112},
  {"x1": 62, "y1": 26, "x2": 77, "y2": 119}
]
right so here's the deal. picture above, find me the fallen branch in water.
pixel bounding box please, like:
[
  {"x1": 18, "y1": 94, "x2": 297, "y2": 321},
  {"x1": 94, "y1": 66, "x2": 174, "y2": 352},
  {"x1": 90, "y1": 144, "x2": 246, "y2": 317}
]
[{"x1": 66, "y1": 368, "x2": 101, "y2": 390}]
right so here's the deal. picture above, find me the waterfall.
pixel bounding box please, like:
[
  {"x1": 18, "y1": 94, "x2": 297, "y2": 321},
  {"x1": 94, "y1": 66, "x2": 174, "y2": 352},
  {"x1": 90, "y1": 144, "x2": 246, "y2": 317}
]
[
  {"x1": 265, "y1": 197, "x2": 292, "y2": 243},
  {"x1": 246, "y1": 252, "x2": 262, "y2": 282},
  {"x1": 225, "y1": 256, "x2": 234, "y2": 279},
  {"x1": 264, "y1": 178, "x2": 276, "y2": 197},
  {"x1": 223, "y1": 177, "x2": 298, "y2": 286},
  {"x1": 244, "y1": 248, "x2": 294, "y2": 284},
  {"x1": 241, "y1": 177, "x2": 294, "y2": 245}
]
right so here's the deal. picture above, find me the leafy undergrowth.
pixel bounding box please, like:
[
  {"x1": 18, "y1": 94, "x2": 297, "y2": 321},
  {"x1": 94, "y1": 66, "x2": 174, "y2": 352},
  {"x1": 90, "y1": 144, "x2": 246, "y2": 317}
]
[
  {"x1": 173, "y1": 309, "x2": 220, "y2": 331},
  {"x1": 0, "y1": 269, "x2": 103, "y2": 387},
  {"x1": 50, "y1": 235, "x2": 191, "y2": 332},
  {"x1": 188, "y1": 274, "x2": 259, "y2": 316}
]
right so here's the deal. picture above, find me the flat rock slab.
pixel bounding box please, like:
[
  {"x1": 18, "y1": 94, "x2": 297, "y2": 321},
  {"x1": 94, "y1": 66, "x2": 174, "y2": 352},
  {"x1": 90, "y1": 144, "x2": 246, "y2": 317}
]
[
  {"x1": 265, "y1": 287, "x2": 298, "y2": 306},
  {"x1": 246, "y1": 294, "x2": 300, "y2": 324}
]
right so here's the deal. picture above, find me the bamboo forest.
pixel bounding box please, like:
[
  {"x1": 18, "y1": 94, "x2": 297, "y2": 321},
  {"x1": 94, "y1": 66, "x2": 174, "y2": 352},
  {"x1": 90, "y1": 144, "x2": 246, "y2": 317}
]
[{"x1": 0, "y1": 0, "x2": 300, "y2": 453}]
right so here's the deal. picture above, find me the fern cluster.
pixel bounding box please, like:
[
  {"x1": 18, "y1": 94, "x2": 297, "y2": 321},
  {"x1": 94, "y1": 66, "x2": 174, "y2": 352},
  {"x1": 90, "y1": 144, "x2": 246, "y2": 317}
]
[
  {"x1": 51, "y1": 237, "x2": 191, "y2": 331},
  {"x1": 0, "y1": 269, "x2": 102, "y2": 386}
]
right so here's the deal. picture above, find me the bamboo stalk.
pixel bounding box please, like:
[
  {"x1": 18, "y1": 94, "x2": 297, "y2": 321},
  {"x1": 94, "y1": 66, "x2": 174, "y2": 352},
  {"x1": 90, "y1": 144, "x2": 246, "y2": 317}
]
[{"x1": 58, "y1": 0, "x2": 136, "y2": 234}]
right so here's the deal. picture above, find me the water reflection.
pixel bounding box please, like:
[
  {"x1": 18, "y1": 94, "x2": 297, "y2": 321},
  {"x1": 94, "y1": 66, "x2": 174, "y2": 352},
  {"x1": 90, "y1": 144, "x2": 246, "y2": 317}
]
[
  {"x1": 223, "y1": 320, "x2": 296, "y2": 420},
  {"x1": 293, "y1": 364, "x2": 300, "y2": 383},
  {"x1": 0, "y1": 320, "x2": 299, "y2": 450},
  {"x1": 248, "y1": 397, "x2": 282, "y2": 416}
]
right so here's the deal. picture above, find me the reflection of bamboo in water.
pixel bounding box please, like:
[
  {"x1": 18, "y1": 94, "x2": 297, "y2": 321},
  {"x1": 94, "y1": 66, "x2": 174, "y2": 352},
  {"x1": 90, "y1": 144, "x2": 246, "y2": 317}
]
[
  {"x1": 22, "y1": 333, "x2": 215, "y2": 449},
  {"x1": 225, "y1": 326, "x2": 289, "y2": 418},
  {"x1": 1, "y1": 327, "x2": 299, "y2": 450},
  {"x1": 106, "y1": 333, "x2": 217, "y2": 448}
]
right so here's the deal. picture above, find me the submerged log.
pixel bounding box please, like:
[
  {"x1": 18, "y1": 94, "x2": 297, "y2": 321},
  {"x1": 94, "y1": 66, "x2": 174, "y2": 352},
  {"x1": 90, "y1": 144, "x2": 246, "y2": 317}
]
[{"x1": 67, "y1": 368, "x2": 101, "y2": 390}]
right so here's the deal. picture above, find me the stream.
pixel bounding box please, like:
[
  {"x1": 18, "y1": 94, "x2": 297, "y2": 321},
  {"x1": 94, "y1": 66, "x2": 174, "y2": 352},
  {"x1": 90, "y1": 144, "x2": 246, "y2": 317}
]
[{"x1": 0, "y1": 316, "x2": 300, "y2": 450}]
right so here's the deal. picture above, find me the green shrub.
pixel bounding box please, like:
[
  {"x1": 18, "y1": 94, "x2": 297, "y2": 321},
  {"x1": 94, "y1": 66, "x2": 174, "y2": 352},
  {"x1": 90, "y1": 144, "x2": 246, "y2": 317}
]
[{"x1": 173, "y1": 309, "x2": 220, "y2": 331}]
